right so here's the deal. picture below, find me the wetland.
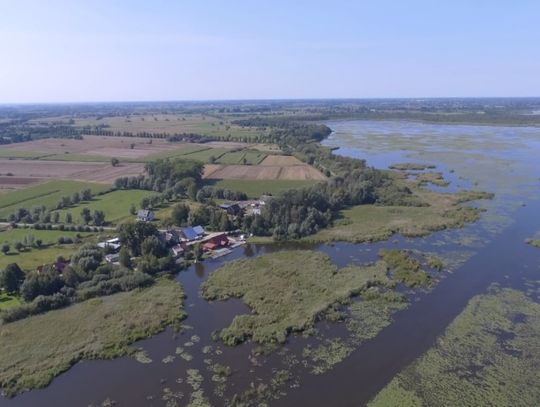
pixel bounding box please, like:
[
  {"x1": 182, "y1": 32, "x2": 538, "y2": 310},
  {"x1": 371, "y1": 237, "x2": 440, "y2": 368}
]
[{"x1": 1, "y1": 118, "x2": 540, "y2": 406}]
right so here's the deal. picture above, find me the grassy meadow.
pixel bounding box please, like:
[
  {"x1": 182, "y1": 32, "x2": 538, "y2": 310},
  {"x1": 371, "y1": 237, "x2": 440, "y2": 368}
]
[
  {"x1": 0, "y1": 181, "x2": 111, "y2": 220},
  {"x1": 0, "y1": 277, "x2": 186, "y2": 397},
  {"x1": 54, "y1": 189, "x2": 155, "y2": 225}
]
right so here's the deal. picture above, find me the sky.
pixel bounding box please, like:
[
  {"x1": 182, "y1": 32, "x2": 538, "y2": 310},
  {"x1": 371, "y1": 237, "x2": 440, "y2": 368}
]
[{"x1": 1, "y1": 0, "x2": 539, "y2": 103}]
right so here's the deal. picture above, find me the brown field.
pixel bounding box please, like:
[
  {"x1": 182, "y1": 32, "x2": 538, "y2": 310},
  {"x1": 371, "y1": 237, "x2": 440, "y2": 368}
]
[
  {"x1": 0, "y1": 159, "x2": 144, "y2": 186},
  {"x1": 0, "y1": 176, "x2": 43, "y2": 191},
  {"x1": 0, "y1": 136, "x2": 204, "y2": 159},
  {"x1": 203, "y1": 160, "x2": 326, "y2": 181}
]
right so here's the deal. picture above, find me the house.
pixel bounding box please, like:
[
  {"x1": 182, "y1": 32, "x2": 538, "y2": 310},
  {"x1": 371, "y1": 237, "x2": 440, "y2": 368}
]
[
  {"x1": 192, "y1": 225, "x2": 206, "y2": 236},
  {"x1": 170, "y1": 244, "x2": 185, "y2": 258},
  {"x1": 137, "y1": 209, "x2": 155, "y2": 222},
  {"x1": 105, "y1": 253, "x2": 120, "y2": 263},
  {"x1": 180, "y1": 225, "x2": 205, "y2": 242},
  {"x1": 219, "y1": 203, "x2": 241, "y2": 216},
  {"x1": 97, "y1": 237, "x2": 121, "y2": 252},
  {"x1": 202, "y1": 233, "x2": 229, "y2": 251}
]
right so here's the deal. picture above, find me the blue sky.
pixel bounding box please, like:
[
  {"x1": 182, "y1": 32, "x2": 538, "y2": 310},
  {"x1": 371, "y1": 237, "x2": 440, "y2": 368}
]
[{"x1": 1, "y1": 0, "x2": 539, "y2": 102}]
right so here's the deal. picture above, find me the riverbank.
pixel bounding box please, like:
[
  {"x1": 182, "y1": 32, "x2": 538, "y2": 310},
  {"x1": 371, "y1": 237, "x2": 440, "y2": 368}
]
[{"x1": 0, "y1": 277, "x2": 185, "y2": 398}]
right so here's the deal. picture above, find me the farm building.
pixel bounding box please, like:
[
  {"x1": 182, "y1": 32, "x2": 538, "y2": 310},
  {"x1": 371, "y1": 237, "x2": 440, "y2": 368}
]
[
  {"x1": 97, "y1": 237, "x2": 121, "y2": 251},
  {"x1": 137, "y1": 209, "x2": 155, "y2": 222},
  {"x1": 202, "y1": 233, "x2": 229, "y2": 251}
]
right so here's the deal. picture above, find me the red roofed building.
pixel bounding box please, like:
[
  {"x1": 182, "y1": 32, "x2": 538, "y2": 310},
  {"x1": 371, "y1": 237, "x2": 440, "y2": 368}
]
[{"x1": 202, "y1": 233, "x2": 229, "y2": 252}]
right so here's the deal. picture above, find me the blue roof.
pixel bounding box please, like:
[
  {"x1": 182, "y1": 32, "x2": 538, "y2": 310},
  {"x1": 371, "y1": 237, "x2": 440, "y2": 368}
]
[
  {"x1": 193, "y1": 225, "x2": 205, "y2": 235},
  {"x1": 181, "y1": 227, "x2": 198, "y2": 241}
]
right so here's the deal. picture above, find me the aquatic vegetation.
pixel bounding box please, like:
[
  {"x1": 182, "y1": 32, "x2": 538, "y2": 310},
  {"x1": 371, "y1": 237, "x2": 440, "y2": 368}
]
[
  {"x1": 133, "y1": 350, "x2": 153, "y2": 364},
  {"x1": 413, "y1": 172, "x2": 449, "y2": 187},
  {"x1": 426, "y1": 255, "x2": 444, "y2": 271},
  {"x1": 0, "y1": 278, "x2": 186, "y2": 397},
  {"x1": 201, "y1": 251, "x2": 391, "y2": 345},
  {"x1": 368, "y1": 288, "x2": 540, "y2": 407},
  {"x1": 389, "y1": 163, "x2": 436, "y2": 171},
  {"x1": 185, "y1": 369, "x2": 211, "y2": 407},
  {"x1": 303, "y1": 338, "x2": 354, "y2": 374},
  {"x1": 525, "y1": 238, "x2": 540, "y2": 248},
  {"x1": 162, "y1": 355, "x2": 176, "y2": 364},
  {"x1": 379, "y1": 249, "x2": 431, "y2": 287}
]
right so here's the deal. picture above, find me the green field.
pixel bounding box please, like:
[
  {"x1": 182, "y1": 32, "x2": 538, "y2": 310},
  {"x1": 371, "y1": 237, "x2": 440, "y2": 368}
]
[
  {"x1": 0, "y1": 277, "x2": 186, "y2": 397},
  {"x1": 211, "y1": 179, "x2": 319, "y2": 198},
  {"x1": 55, "y1": 189, "x2": 155, "y2": 225},
  {"x1": 0, "y1": 245, "x2": 81, "y2": 270},
  {"x1": 39, "y1": 153, "x2": 111, "y2": 162},
  {"x1": 183, "y1": 147, "x2": 231, "y2": 162},
  {"x1": 141, "y1": 144, "x2": 211, "y2": 161},
  {"x1": 215, "y1": 150, "x2": 267, "y2": 165},
  {"x1": 0, "y1": 181, "x2": 111, "y2": 220},
  {"x1": 0, "y1": 228, "x2": 97, "y2": 270}
]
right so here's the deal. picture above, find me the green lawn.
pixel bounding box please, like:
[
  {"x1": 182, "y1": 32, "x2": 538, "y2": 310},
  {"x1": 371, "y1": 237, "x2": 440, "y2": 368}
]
[
  {"x1": 55, "y1": 189, "x2": 155, "y2": 225},
  {"x1": 0, "y1": 245, "x2": 80, "y2": 271},
  {"x1": 0, "y1": 181, "x2": 111, "y2": 220},
  {"x1": 0, "y1": 228, "x2": 93, "y2": 246},
  {"x1": 0, "y1": 293, "x2": 21, "y2": 311},
  {"x1": 212, "y1": 179, "x2": 319, "y2": 199}
]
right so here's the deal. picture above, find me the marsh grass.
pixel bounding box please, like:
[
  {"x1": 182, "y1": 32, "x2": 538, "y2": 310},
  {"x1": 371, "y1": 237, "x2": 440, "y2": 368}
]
[
  {"x1": 0, "y1": 278, "x2": 186, "y2": 397},
  {"x1": 379, "y1": 249, "x2": 431, "y2": 287},
  {"x1": 369, "y1": 287, "x2": 540, "y2": 407},
  {"x1": 201, "y1": 251, "x2": 391, "y2": 345}
]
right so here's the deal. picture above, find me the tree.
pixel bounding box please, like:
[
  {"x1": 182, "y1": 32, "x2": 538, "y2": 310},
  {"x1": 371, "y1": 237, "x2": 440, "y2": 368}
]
[
  {"x1": 118, "y1": 247, "x2": 131, "y2": 268},
  {"x1": 14, "y1": 241, "x2": 24, "y2": 252},
  {"x1": 129, "y1": 203, "x2": 137, "y2": 215},
  {"x1": 80, "y1": 208, "x2": 92, "y2": 225},
  {"x1": 71, "y1": 192, "x2": 81, "y2": 204},
  {"x1": 140, "y1": 197, "x2": 150, "y2": 209},
  {"x1": 171, "y1": 203, "x2": 190, "y2": 225},
  {"x1": 70, "y1": 243, "x2": 104, "y2": 274},
  {"x1": 93, "y1": 210, "x2": 106, "y2": 226},
  {"x1": 140, "y1": 236, "x2": 165, "y2": 257},
  {"x1": 118, "y1": 221, "x2": 159, "y2": 256},
  {"x1": 193, "y1": 243, "x2": 203, "y2": 261},
  {"x1": 81, "y1": 189, "x2": 92, "y2": 201},
  {"x1": 1, "y1": 243, "x2": 10, "y2": 255},
  {"x1": 51, "y1": 211, "x2": 60, "y2": 224},
  {"x1": 0, "y1": 263, "x2": 24, "y2": 293},
  {"x1": 65, "y1": 212, "x2": 72, "y2": 224},
  {"x1": 111, "y1": 157, "x2": 120, "y2": 167},
  {"x1": 20, "y1": 268, "x2": 64, "y2": 302}
]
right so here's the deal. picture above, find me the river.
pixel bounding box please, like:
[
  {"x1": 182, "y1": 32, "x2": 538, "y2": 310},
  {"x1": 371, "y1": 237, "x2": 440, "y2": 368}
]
[{"x1": 2, "y1": 120, "x2": 539, "y2": 406}]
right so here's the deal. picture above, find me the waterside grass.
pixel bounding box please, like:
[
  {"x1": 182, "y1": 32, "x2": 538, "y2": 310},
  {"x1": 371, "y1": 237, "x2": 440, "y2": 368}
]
[{"x1": 0, "y1": 277, "x2": 186, "y2": 397}]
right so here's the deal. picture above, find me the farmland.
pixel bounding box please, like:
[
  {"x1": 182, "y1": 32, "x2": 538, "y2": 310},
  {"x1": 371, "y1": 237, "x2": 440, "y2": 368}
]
[
  {"x1": 203, "y1": 154, "x2": 326, "y2": 181},
  {"x1": 0, "y1": 180, "x2": 111, "y2": 220},
  {"x1": 0, "y1": 159, "x2": 145, "y2": 188}
]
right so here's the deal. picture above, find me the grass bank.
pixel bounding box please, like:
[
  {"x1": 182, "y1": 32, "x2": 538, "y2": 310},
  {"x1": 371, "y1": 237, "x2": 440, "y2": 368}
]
[
  {"x1": 307, "y1": 179, "x2": 492, "y2": 243},
  {"x1": 0, "y1": 277, "x2": 186, "y2": 397}
]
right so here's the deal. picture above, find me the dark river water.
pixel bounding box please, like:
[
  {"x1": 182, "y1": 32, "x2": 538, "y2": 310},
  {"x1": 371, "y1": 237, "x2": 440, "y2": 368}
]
[{"x1": 1, "y1": 120, "x2": 539, "y2": 406}]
